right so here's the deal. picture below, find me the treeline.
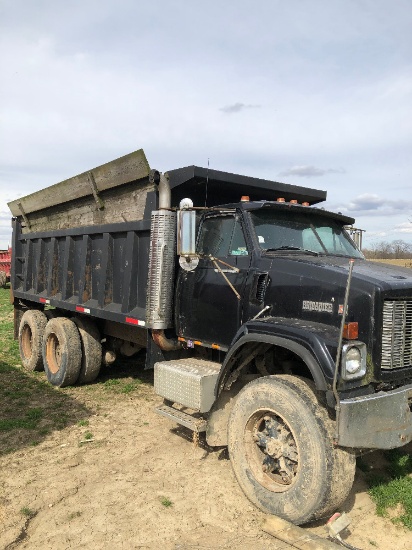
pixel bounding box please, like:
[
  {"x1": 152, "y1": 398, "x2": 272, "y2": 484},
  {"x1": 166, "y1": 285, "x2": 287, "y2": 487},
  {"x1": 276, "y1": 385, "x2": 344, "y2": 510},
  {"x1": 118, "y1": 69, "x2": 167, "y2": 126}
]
[{"x1": 362, "y1": 239, "x2": 412, "y2": 259}]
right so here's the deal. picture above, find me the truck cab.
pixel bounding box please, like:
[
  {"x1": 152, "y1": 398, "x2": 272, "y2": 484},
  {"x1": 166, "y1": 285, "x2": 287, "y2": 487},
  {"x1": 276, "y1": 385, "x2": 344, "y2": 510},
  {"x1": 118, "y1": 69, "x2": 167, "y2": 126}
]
[{"x1": 176, "y1": 199, "x2": 363, "y2": 351}]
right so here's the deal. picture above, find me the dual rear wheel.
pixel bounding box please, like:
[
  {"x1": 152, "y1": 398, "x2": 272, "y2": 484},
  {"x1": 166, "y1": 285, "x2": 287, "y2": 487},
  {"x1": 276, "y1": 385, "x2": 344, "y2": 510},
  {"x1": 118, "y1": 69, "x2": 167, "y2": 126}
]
[{"x1": 18, "y1": 310, "x2": 102, "y2": 387}]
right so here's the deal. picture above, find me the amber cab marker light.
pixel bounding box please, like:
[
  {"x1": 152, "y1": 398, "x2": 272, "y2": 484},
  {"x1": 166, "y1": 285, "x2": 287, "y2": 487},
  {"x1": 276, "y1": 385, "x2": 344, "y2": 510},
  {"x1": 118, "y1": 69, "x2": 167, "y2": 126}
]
[
  {"x1": 343, "y1": 322, "x2": 358, "y2": 340},
  {"x1": 240, "y1": 196, "x2": 250, "y2": 202},
  {"x1": 302, "y1": 202, "x2": 310, "y2": 207},
  {"x1": 277, "y1": 197, "x2": 285, "y2": 202},
  {"x1": 290, "y1": 199, "x2": 298, "y2": 204}
]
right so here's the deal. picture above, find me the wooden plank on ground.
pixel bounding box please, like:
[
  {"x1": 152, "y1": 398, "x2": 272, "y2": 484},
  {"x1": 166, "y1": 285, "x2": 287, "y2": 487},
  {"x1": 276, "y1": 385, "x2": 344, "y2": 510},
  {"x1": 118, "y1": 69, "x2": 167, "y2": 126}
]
[
  {"x1": 8, "y1": 149, "x2": 150, "y2": 216},
  {"x1": 263, "y1": 516, "x2": 340, "y2": 550}
]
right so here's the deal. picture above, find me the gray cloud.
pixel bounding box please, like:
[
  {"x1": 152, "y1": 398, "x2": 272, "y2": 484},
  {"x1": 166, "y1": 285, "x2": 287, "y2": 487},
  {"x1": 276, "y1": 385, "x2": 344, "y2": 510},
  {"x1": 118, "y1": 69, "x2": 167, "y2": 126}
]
[
  {"x1": 219, "y1": 103, "x2": 261, "y2": 114},
  {"x1": 329, "y1": 194, "x2": 412, "y2": 217},
  {"x1": 347, "y1": 194, "x2": 386, "y2": 211},
  {"x1": 279, "y1": 165, "x2": 346, "y2": 178}
]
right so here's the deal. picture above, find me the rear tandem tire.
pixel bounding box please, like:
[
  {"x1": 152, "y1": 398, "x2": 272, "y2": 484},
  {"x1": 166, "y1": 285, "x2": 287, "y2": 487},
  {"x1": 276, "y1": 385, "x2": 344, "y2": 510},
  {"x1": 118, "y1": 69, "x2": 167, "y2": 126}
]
[
  {"x1": 42, "y1": 317, "x2": 82, "y2": 387},
  {"x1": 73, "y1": 317, "x2": 102, "y2": 384},
  {"x1": 19, "y1": 309, "x2": 48, "y2": 371},
  {"x1": 228, "y1": 374, "x2": 356, "y2": 525}
]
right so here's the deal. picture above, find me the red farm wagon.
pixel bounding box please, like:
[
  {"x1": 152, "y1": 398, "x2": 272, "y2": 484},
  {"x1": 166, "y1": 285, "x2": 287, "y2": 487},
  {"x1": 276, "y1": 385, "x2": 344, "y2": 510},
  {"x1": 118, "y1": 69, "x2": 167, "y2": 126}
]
[{"x1": 0, "y1": 247, "x2": 11, "y2": 288}]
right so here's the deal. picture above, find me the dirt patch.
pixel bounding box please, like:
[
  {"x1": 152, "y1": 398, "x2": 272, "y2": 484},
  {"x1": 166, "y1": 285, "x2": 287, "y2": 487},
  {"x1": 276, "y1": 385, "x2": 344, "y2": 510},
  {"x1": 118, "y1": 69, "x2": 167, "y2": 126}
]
[{"x1": 0, "y1": 357, "x2": 411, "y2": 549}]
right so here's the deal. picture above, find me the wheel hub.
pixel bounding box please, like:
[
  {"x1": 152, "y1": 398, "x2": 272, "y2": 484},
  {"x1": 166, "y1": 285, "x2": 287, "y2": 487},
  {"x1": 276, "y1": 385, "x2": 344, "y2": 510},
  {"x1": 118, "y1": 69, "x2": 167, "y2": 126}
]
[{"x1": 253, "y1": 414, "x2": 298, "y2": 485}]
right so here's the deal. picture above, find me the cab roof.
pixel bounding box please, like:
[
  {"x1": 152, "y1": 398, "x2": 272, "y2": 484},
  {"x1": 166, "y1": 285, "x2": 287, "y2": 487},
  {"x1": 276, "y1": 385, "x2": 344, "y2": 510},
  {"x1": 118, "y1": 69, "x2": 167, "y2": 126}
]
[{"x1": 166, "y1": 165, "x2": 327, "y2": 208}]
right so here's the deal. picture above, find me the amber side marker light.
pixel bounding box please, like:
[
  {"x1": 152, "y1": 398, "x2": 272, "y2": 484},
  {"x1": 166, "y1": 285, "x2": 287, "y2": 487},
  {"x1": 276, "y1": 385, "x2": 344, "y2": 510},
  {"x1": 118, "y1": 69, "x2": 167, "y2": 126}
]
[{"x1": 343, "y1": 322, "x2": 358, "y2": 340}]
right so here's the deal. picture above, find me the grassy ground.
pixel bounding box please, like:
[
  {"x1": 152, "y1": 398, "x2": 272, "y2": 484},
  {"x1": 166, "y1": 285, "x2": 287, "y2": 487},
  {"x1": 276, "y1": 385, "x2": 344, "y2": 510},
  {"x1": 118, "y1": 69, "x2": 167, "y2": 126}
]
[
  {"x1": 0, "y1": 289, "x2": 92, "y2": 455},
  {"x1": 0, "y1": 287, "x2": 149, "y2": 457},
  {"x1": 358, "y1": 451, "x2": 412, "y2": 530}
]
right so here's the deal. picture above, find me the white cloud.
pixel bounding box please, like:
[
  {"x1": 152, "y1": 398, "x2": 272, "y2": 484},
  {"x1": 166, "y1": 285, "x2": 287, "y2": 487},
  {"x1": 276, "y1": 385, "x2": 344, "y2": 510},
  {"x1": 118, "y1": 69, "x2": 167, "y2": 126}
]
[{"x1": 395, "y1": 222, "x2": 412, "y2": 234}]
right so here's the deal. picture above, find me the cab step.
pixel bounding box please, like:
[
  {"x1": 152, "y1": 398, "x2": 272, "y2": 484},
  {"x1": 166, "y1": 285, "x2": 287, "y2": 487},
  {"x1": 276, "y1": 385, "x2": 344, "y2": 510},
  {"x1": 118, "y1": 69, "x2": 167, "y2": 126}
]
[{"x1": 155, "y1": 404, "x2": 207, "y2": 433}]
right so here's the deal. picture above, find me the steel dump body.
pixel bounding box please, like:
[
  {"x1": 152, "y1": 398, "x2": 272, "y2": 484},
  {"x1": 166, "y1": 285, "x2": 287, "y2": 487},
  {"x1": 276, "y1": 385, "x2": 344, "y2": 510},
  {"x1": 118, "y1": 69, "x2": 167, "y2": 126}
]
[
  {"x1": 11, "y1": 217, "x2": 151, "y2": 326},
  {"x1": 9, "y1": 150, "x2": 326, "y2": 327}
]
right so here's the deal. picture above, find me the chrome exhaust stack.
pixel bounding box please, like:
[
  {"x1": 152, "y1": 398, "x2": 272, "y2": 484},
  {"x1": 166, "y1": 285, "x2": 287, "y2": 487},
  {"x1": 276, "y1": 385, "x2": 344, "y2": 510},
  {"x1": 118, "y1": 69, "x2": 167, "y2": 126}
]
[{"x1": 146, "y1": 170, "x2": 177, "y2": 335}]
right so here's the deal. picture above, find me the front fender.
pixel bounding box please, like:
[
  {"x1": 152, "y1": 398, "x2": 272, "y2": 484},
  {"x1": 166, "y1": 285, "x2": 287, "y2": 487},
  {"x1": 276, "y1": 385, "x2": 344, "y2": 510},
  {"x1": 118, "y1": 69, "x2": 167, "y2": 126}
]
[{"x1": 218, "y1": 317, "x2": 340, "y2": 393}]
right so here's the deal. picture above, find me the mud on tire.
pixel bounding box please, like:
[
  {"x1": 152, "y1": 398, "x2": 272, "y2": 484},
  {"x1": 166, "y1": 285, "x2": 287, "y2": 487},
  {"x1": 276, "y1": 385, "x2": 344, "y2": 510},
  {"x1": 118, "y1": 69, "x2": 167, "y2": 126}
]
[
  {"x1": 73, "y1": 317, "x2": 102, "y2": 384},
  {"x1": 228, "y1": 374, "x2": 355, "y2": 525},
  {"x1": 19, "y1": 309, "x2": 48, "y2": 371},
  {"x1": 42, "y1": 317, "x2": 82, "y2": 387}
]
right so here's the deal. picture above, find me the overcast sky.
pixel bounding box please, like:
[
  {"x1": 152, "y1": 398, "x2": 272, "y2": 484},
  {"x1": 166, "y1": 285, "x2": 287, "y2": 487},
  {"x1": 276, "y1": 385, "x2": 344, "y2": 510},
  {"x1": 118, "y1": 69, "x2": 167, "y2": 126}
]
[{"x1": 1, "y1": 0, "x2": 411, "y2": 249}]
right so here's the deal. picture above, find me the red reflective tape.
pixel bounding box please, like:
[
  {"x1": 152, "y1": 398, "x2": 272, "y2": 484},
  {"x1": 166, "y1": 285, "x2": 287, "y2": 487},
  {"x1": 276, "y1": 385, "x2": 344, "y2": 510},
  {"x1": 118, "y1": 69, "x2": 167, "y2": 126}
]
[
  {"x1": 125, "y1": 317, "x2": 145, "y2": 326},
  {"x1": 126, "y1": 317, "x2": 138, "y2": 325},
  {"x1": 39, "y1": 298, "x2": 50, "y2": 304},
  {"x1": 76, "y1": 306, "x2": 91, "y2": 314}
]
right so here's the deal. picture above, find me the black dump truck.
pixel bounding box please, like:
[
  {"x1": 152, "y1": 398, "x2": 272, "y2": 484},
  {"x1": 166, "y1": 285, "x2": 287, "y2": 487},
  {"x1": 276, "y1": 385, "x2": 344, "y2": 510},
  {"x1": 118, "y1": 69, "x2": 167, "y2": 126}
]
[{"x1": 8, "y1": 149, "x2": 412, "y2": 525}]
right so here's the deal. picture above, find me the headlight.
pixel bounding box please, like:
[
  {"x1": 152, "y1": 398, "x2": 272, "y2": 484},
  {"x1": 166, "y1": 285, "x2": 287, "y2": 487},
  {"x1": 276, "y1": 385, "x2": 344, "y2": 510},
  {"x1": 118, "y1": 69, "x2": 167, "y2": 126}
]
[{"x1": 341, "y1": 343, "x2": 367, "y2": 380}]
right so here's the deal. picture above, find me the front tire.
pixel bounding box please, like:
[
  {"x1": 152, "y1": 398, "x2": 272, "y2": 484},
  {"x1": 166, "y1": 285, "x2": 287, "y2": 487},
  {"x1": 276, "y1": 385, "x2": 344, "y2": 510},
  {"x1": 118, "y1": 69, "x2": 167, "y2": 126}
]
[
  {"x1": 228, "y1": 375, "x2": 355, "y2": 525},
  {"x1": 42, "y1": 317, "x2": 82, "y2": 387}
]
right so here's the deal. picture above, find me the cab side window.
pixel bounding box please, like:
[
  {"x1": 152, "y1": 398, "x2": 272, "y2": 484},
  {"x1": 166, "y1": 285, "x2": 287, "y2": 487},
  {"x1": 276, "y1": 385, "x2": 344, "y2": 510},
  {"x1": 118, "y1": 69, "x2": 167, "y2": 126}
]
[
  {"x1": 229, "y1": 218, "x2": 248, "y2": 256},
  {"x1": 197, "y1": 215, "x2": 248, "y2": 257}
]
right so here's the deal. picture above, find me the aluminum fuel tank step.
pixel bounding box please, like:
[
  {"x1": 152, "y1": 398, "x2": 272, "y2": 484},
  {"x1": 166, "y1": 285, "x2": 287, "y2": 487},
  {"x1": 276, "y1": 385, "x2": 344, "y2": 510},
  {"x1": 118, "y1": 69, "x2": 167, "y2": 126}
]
[{"x1": 154, "y1": 358, "x2": 222, "y2": 412}]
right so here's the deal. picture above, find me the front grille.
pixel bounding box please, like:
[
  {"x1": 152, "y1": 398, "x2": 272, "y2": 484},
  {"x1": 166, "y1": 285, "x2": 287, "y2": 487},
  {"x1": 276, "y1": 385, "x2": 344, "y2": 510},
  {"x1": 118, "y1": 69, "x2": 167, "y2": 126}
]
[{"x1": 381, "y1": 300, "x2": 412, "y2": 369}]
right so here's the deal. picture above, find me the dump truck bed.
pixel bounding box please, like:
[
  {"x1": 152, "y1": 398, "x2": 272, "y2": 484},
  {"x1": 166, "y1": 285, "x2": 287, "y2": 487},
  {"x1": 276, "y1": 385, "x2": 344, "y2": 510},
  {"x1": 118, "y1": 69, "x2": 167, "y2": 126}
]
[{"x1": 9, "y1": 149, "x2": 327, "y2": 327}]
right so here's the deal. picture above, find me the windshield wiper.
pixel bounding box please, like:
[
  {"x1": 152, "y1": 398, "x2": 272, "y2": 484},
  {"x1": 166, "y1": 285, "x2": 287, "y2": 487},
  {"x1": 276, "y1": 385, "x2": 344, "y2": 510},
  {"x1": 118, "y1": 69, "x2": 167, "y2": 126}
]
[{"x1": 264, "y1": 246, "x2": 319, "y2": 256}]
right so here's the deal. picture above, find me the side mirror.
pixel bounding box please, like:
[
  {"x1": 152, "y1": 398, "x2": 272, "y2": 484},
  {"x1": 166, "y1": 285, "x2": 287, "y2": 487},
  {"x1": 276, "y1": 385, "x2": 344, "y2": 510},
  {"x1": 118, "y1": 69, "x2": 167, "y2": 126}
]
[{"x1": 177, "y1": 199, "x2": 198, "y2": 271}]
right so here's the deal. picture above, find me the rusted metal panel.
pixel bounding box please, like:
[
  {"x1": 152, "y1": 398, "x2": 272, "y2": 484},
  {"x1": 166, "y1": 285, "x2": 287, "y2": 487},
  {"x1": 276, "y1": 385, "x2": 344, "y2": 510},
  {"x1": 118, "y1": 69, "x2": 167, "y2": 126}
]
[
  {"x1": 13, "y1": 180, "x2": 155, "y2": 234},
  {"x1": 8, "y1": 149, "x2": 150, "y2": 216}
]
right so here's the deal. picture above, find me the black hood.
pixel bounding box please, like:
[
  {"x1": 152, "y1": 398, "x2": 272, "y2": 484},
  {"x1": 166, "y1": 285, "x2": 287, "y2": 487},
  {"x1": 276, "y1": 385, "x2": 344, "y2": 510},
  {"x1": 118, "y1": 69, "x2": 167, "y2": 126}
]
[
  {"x1": 256, "y1": 254, "x2": 412, "y2": 382},
  {"x1": 296, "y1": 256, "x2": 412, "y2": 290}
]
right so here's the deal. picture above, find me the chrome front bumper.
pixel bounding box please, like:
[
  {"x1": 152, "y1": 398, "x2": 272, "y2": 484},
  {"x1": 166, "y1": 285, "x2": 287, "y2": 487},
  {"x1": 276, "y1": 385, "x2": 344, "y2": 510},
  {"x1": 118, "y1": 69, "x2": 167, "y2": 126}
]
[{"x1": 338, "y1": 384, "x2": 412, "y2": 449}]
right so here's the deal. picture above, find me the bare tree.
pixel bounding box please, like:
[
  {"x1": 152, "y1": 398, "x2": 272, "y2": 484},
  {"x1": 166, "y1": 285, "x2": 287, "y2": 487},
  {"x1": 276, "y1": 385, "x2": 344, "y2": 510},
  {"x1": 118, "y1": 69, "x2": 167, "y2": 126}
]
[{"x1": 363, "y1": 239, "x2": 412, "y2": 259}]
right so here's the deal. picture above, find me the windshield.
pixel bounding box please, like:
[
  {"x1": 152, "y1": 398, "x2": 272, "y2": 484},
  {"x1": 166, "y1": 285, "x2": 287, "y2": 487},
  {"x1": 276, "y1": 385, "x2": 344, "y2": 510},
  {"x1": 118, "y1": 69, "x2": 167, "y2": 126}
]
[{"x1": 250, "y1": 208, "x2": 364, "y2": 258}]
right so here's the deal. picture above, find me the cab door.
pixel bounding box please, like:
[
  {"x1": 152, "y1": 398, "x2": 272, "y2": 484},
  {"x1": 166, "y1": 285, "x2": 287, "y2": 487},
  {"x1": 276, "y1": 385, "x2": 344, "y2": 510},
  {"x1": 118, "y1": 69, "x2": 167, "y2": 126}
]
[{"x1": 176, "y1": 213, "x2": 251, "y2": 348}]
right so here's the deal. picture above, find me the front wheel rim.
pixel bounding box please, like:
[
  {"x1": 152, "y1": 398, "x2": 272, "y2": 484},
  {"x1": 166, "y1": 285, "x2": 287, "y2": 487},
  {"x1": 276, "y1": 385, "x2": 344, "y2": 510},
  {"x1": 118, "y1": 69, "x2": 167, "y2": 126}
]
[{"x1": 244, "y1": 409, "x2": 299, "y2": 493}]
